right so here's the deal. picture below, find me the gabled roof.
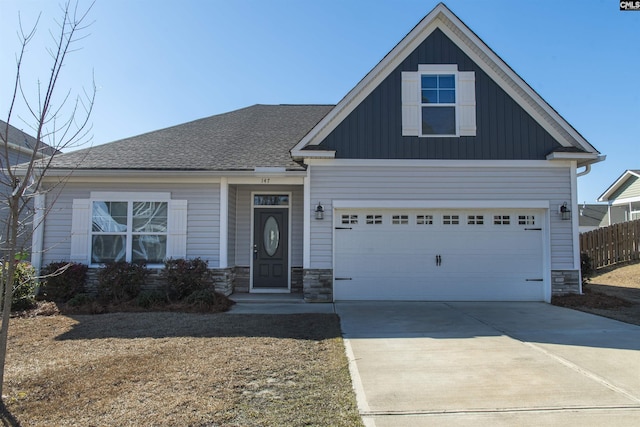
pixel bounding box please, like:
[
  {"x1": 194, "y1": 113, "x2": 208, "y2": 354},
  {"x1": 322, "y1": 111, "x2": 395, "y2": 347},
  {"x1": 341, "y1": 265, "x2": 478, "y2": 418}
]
[
  {"x1": 46, "y1": 105, "x2": 333, "y2": 171},
  {"x1": 291, "y1": 3, "x2": 600, "y2": 164},
  {"x1": 598, "y1": 170, "x2": 640, "y2": 202},
  {"x1": 1, "y1": 119, "x2": 59, "y2": 160}
]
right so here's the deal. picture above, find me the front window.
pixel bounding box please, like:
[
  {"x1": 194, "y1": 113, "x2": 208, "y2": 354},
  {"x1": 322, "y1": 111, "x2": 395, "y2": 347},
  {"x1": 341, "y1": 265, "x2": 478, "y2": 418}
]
[
  {"x1": 91, "y1": 201, "x2": 168, "y2": 264},
  {"x1": 421, "y1": 74, "x2": 456, "y2": 135}
]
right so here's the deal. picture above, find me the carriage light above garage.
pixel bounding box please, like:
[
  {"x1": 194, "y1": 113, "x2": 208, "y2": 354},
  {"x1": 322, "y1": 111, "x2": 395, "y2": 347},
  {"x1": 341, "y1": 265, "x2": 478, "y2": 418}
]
[
  {"x1": 559, "y1": 202, "x2": 571, "y2": 220},
  {"x1": 315, "y1": 202, "x2": 325, "y2": 220}
]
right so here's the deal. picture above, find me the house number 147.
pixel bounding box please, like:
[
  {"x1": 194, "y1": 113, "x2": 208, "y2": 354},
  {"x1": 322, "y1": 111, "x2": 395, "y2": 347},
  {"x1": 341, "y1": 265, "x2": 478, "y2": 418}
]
[{"x1": 260, "y1": 178, "x2": 270, "y2": 184}]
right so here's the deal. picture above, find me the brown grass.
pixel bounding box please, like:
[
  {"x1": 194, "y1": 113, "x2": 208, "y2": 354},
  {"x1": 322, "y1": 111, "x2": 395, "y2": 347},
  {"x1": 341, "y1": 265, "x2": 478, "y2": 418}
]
[
  {"x1": 552, "y1": 261, "x2": 640, "y2": 326},
  {"x1": 2, "y1": 312, "x2": 363, "y2": 426}
]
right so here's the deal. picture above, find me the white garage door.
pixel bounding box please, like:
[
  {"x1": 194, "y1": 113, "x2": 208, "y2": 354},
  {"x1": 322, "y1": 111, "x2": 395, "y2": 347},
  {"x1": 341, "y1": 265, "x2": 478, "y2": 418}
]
[{"x1": 334, "y1": 209, "x2": 545, "y2": 301}]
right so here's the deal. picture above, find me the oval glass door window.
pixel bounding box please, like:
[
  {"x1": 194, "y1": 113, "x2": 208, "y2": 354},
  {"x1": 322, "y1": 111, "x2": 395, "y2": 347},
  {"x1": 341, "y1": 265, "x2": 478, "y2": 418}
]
[{"x1": 263, "y1": 216, "x2": 280, "y2": 256}]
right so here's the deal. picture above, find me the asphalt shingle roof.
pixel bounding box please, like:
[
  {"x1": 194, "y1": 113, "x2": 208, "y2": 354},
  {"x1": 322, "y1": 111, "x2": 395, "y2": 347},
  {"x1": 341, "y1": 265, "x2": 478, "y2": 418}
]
[
  {"x1": 1, "y1": 119, "x2": 59, "y2": 157},
  {"x1": 47, "y1": 104, "x2": 334, "y2": 171}
]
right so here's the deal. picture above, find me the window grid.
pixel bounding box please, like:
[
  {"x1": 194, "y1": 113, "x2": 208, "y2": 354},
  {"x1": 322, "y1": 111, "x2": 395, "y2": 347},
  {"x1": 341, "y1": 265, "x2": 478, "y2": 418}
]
[
  {"x1": 417, "y1": 214, "x2": 434, "y2": 225},
  {"x1": 518, "y1": 215, "x2": 536, "y2": 225},
  {"x1": 366, "y1": 214, "x2": 383, "y2": 225},
  {"x1": 467, "y1": 215, "x2": 484, "y2": 225},
  {"x1": 341, "y1": 214, "x2": 358, "y2": 225},
  {"x1": 443, "y1": 215, "x2": 460, "y2": 225},
  {"x1": 392, "y1": 215, "x2": 409, "y2": 225},
  {"x1": 494, "y1": 215, "x2": 511, "y2": 225}
]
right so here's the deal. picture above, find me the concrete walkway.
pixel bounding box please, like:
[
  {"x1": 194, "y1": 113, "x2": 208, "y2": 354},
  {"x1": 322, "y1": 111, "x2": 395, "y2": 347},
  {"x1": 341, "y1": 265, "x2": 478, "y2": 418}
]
[{"x1": 335, "y1": 302, "x2": 640, "y2": 427}]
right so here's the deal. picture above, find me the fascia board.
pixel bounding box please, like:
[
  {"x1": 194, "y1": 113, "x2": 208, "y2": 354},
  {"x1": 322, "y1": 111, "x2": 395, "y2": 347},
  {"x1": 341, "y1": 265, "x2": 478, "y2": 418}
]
[
  {"x1": 303, "y1": 158, "x2": 568, "y2": 168},
  {"x1": 38, "y1": 169, "x2": 307, "y2": 184},
  {"x1": 292, "y1": 3, "x2": 598, "y2": 157},
  {"x1": 598, "y1": 170, "x2": 640, "y2": 202}
]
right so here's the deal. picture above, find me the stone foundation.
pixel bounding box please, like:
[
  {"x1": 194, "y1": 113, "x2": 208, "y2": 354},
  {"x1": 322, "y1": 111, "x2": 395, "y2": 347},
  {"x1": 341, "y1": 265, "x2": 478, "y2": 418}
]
[
  {"x1": 303, "y1": 269, "x2": 333, "y2": 302},
  {"x1": 551, "y1": 270, "x2": 581, "y2": 296},
  {"x1": 84, "y1": 266, "x2": 235, "y2": 296}
]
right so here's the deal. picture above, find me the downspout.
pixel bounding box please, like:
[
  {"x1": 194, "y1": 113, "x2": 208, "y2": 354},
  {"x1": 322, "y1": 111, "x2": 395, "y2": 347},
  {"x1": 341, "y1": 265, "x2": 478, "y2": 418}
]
[{"x1": 576, "y1": 164, "x2": 591, "y2": 177}]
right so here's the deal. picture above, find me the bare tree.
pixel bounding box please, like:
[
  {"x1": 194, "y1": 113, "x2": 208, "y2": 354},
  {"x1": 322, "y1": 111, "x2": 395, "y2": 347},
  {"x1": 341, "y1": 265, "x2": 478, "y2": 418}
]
[{"x1": 0, "y1": 1, "x2": 95, "y2": 398}]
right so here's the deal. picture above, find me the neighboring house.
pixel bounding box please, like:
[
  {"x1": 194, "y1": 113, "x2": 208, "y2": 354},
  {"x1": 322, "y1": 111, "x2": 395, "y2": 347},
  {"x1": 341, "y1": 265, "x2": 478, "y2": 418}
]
[
  {"x1": 578, "y1": 203, "x2": 609, "y2": 233},
  {"x1": 597, "y1": 170, "x2": 640, "y2": 226},
  {"x1": 31, "y1": 4, "x2": 603, "y2": 302},
  {"x1": 1, "y1": 119, "x2": 59, "y2": 252}
]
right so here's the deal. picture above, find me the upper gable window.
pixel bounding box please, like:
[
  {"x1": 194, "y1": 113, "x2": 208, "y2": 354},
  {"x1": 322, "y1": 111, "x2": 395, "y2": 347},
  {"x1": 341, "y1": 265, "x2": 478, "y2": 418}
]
[
  {"x1": 421, "y1": 74, "x2": 456, "y2": 135},
  {"x1": 402, "y1": 65, "x2": 476, "y2": 138}
]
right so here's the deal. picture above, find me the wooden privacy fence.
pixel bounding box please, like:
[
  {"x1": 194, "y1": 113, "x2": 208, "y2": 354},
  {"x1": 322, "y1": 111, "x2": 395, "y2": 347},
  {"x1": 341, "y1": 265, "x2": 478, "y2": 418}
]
[{"x1": 580, "y1": 219, "x2": 640, "y2": 269}]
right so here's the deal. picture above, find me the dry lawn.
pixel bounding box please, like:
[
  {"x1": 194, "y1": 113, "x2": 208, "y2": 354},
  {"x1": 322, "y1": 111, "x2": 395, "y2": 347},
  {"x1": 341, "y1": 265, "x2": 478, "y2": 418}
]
[
  {"x1": 553, "y1": 261, "x2": 640, "y2": 326},
  {"x1": 2, "y1": 312, "x2": 363, "y2": 426}
]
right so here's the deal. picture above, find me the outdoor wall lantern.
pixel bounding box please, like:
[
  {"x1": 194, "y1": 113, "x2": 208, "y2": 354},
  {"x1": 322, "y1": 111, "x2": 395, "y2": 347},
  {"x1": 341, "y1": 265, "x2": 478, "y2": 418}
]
[
  {"x1": 560, "y1": 202, "x2": 571, "y2": 220},
  {"x1": 315, "y1": 202, "x2": 324, "y2": 220}
]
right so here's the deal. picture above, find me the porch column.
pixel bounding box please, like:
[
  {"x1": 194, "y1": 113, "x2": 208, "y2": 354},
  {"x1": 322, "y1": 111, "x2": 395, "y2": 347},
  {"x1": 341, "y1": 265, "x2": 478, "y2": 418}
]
[
  {"x1": 303, "y1": 172, "x2": 310, "y2": 268},
  {"x1": 31, "y1": 193, "x2": 45, "y2": 273},
  {"x1": 219, "y1": 177, "x2": 228, "y2": 268}
]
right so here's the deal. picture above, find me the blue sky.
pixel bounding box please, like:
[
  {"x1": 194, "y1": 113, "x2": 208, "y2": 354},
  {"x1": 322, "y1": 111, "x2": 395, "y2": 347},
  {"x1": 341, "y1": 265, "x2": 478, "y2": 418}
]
[{"x1": 1, "y1": 0, "x2": 638, "y2": 203}]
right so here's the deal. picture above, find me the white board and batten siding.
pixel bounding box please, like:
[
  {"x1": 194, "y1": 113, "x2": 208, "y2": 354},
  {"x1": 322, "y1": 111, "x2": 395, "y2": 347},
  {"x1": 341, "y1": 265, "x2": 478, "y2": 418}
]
[
  {"x1": 308, "y1": 163, "x2": 575, "y2": 301},
  {"x1": 42, "y1": 182, "x2": 221, "y2": 267}
]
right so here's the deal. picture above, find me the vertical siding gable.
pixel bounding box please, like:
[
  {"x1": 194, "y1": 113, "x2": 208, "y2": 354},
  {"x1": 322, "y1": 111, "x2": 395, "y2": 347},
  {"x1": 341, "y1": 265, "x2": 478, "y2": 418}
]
[{"x1": 317, "y1": 29, "x2": 563, "y2": 160}]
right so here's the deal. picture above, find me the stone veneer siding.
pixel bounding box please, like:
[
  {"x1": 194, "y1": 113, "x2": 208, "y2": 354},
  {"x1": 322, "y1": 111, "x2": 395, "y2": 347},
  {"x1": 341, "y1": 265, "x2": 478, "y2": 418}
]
[
  {"x1": 551, "y1": 270, "x2": 581, "y2": 296},
  {"x1": 303, "y1": 269, "x2": 333, "y2": 302},
  {"x1": 84, "y1": 267, "x2": 235, "y2": 297}
]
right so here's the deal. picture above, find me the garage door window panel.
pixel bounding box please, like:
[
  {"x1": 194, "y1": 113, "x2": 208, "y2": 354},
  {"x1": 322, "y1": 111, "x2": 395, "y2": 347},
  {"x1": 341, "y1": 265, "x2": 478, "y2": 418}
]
[
  {"x1": 366, "y1": 215, "x2": 382, "y2": 225},
  {"x1": 443, "y1": 215, "x2": 460, "y2": 225},
  {"x1": 494, "y1": 215, "x2": 511, "y2": 225},
  {"x1": 417, "y1": 214, "x2": 434, "y2": 225}
]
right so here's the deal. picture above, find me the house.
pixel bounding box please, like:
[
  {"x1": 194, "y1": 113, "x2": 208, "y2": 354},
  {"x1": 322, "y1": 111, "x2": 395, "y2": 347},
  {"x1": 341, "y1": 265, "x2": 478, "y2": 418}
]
[
  {"x1": 31, "y1": 3, "x2": 603, "y2": 302},
  {"x1": 597, "y1": 170, "x2": 640, "y2": 226},
  {"x1": 1, "y1": 119, "x2": 59, "y2": 252},
  {"x1": 578, "y1": 203, "x2": 609, "y2": 233}
]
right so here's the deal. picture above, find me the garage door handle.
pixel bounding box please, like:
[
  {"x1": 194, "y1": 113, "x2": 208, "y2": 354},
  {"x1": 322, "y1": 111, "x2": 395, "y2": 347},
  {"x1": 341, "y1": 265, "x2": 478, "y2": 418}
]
[
  {"x1": 335, "y1": 277, "x2": 352, "y2": 281},
  {"x1": 436, "y1": 255, "x2": 442, "y2": 266}
]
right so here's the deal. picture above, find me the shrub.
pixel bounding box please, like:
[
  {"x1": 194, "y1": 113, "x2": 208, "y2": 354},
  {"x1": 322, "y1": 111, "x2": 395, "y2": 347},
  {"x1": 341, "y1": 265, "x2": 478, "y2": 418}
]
[
  {"x1": 3, "y1": 261, "x2": 38, "y2": 311},
  {"x1": 67, "y1": 293, "x2": 95, "y2": 307},
  {"x1": 40, "y1": 261, "x2": 88, "y2": 302},
  {"x1": 163, "y1": 258, "x2": 210, "y2": 301},
  {"x1": 184, "y1": 289, "x2": 235, "y2": 312},
  {"x1": 136, "y1": 290, "x2": 166, "y2": 308},
  {"x1": 97, "y1": 261, "x2": 148, "y2": 303},
  {"x1": 581, "y1": 252, "x2": 593, "y2": 284}
]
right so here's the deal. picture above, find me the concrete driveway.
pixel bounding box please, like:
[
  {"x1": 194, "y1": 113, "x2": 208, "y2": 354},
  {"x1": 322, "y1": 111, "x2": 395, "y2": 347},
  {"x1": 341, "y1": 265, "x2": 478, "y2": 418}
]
[{"x1": 335, "y1": 302, "x2": 640, "y2": 426}]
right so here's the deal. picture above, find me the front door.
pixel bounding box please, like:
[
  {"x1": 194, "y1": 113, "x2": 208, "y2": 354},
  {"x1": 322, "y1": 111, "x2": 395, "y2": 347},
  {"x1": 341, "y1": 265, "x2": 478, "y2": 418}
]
[{"x1": 253, "y1": 208, "x2": 289, "y2": 289}]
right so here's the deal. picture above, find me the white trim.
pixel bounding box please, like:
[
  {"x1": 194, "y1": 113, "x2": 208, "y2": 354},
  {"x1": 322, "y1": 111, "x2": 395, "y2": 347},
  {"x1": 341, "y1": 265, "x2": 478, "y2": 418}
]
[
  {"x1": 40, "y1": 170, "x2": 307, "y2": 184},
  {"x1": 570, "y1": 162, "x2": 581, "y2": 289},
  {"x1": 291, "y1": 3, "x2": 597, "y2": 158},
  {"x1": 254, "y1": 167, "x2": 286, "y2": 173},
  {"x1": 249, "y1": 191, "x2": 292, "y2": 292},
  {"x1": 303, "y1": 171, "x2": 311, "y2": 269},
  {"x1": 90, "y1": 191, "x2": 171, "y2": 201},
  {"x1": 542, "y1": 208, "x2": 552, "y2": 303},
  {"x1": 610, "y1": 196, "x2": 640, "y2": 206},
  {"x1": 332, "y1": 200, "x2": 550, "y2": 209},
  {"x1": 227, "y1": 176, "x2": 304, "y2": 185},
  {"x1": 87, "y1": 192, "x2": 174, "y2": 267},
  {"x1": 303, "y1": 158, "x2": 570, "y2": 168},
  {"x1": 546, "y1": 152, "x2": 601, "y2": 161},
  {"x1": 31, "y1": 193, "x2": 46, "y2": 273},
  {"x1": 598, "y1": 170, "x2": 640, "y2": 202},
  {"x1": 219, "y1": 178, "x2": 229, "y2": 269}
]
